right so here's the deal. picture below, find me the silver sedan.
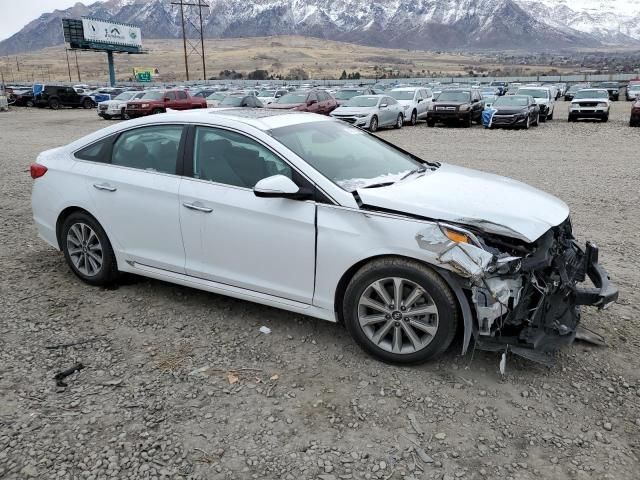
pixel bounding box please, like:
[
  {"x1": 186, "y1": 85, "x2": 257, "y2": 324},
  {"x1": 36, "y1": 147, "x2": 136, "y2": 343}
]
[{"x1": 330, "y1": 95, "x2": 404, "y2": 131}]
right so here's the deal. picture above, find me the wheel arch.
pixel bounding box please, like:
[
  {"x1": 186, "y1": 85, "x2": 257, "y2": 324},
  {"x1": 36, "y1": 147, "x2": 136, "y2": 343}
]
[
  {"x1": 55, "y1": 206, "x2": 115, "y2": 253},
  {"x1": 333, "y1": 254, "x2": 472, "y2": 353}
]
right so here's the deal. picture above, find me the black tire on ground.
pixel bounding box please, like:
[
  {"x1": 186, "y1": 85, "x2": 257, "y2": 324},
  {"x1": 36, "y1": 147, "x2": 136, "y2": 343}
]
[
  {"x1": 82, "y1": 98, "x2": 93, "y2": 109},
  {"x1": 152, "y1": 108, "x2": 164, "y2": 115},
  {"x1": 26, "y1": 100, "x2": 34, "y2": 107},
  {"x1": 342, "y1": 257, "x2": 459, "y2": 365},
  {"x1": 49, "y1": 98, "x2": 60, "y2": 110},
  {"x1": 369, "y1": 115, "x2": 378, "y2": 132},
  {"x1": 602, "y1": 114, "x2": 609, "y2": 123},
  {"x1": 102, "y1": 114, "x2": 112, "y2": 120},
  {"x1": 547, "y1": 110, "x2": 553, "y2": 121},
  {"x1": 540, "y1": 115, "x2": 547, "y2": 123},
  {"x1": 462, "y1": 114, "x2": 472, "y2": 128},
  {"x1": 427, "y1": 119, "x2": 436, "y2": 127},
  {"x1": 394, "y1": 114, "x2": 403, "y2": 129},
  {"x1": 61, "y1": 212, "x2": 119, "y2": 287},
  {"x1": 410, "y1": 110, "x2": 417, "y2": 126},
  {"x1": 523, "y1": 115, "x2": 530, "y2": 130},
  {"x1": 533, "y1": 114, "x2": 540, "y2": 126},
  {"x1": 121, "y1": 109, "x2": 130, "y2": 120}
]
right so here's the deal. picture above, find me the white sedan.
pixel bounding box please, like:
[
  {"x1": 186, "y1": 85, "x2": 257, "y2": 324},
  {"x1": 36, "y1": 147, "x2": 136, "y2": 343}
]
[{"x1": 30, "y1": 110, "x2": 616, "y2": 364}]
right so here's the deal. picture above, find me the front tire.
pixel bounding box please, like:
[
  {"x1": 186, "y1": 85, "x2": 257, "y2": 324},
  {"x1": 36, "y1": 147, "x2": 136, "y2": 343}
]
[
  {"x1": 427, "y1": 119, "x2": 436, "y2": 127},
  {"x1": 61, "y1": 212, "x2": 119, "y2": 286},
  {"x1": 533, "y1": 113, "x2": 540, "y2": 126},
  {"x1": 343, "y1": 258, "x2": 458, "y2": 364},
  {"x1": 49, "y1": 98, "x2": 60, "y2": 110},
  {"x1": 82, "y1": 98, "x2": 93, "y2": 109},
  {"x1": 394, "y1": 114, "x2": 403, "y2": 129},
  {"x1": 410, "y1": 110, "x2": 417, "y2": 126},
  {"x1": 369, "y1": 115, "x2": 378, "y2": 132}
]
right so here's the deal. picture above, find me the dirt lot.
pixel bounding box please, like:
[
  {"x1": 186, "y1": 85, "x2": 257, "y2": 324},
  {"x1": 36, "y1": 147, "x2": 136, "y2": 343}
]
[{"x1": 1, "y1": 101, "x2": 639, "y2": 480}]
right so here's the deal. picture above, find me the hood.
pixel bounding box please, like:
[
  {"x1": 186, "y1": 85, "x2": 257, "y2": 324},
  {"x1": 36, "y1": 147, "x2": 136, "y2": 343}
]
[
  {"x1": 493, "y1": 106, "x2": 528, "y2": 114},
  {"x1": 532, "y1": 98, "x2": 549, "y2": 105},
  {"x1": 356, "y1": 163, "x2": 569, "y2": 243},
  {"x1": 269, "y1": 103, "x2": 302, "y2": 110},
  {"x1": 434, "y1": 101, "x2": 466, "y2": 107},
  {"x1": 571, "y1": 97, "x2": 608, "y2": 104},
  {"x1": 332, "y1": 106, "x2": 375, "y2": 115}
]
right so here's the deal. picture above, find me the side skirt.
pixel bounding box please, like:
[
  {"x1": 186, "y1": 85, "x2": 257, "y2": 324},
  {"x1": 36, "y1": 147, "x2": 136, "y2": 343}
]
[{"x1": 120, "y1": 261, "x2": 336, "y2": 322}]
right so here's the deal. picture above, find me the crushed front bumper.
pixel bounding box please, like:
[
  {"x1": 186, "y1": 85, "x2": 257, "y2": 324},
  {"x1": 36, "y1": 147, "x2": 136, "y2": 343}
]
[{"x1": 574, "y1": 241, "x2": 618, "y2": 307}]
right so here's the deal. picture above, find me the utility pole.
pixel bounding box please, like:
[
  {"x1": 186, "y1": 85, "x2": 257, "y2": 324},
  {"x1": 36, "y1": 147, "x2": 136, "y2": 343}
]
[
  {"x1": 16, "y1": 56, "x2": 19, "y2": 72},
  {"x1": 65, "y1": 49, "x2": 72, "y2": 82},
  {"x1": 171, "y1": 0, "x2": 209, "y2": 81}
]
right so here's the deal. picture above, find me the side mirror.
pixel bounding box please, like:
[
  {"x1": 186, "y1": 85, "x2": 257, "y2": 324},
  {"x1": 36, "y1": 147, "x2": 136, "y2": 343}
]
[
  {"x1": 380, "y1": 103, "x2": 388, "y2": 108},
  {"x1": 253, "y1": 175, "x2": 313, "y2": 200},
  {"x1": 417, "y1": 98, "x2": 423, "y2": 103},
  {"x1": 308, "y1": 99, "x2": 318, "y2": 106}
]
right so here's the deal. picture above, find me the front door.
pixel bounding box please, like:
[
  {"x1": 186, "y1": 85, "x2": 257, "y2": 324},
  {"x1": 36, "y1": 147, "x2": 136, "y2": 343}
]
[
  {"x1": 179, "y1": 126, "x2": 316, "y2": 303},
  {"x1": 74, "y1": 124, "x2": 186, "y2": 272}
]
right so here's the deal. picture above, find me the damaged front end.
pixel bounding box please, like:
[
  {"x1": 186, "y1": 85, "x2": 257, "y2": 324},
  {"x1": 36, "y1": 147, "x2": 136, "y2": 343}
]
[{"x1": 417, "y1": 218, "x2": 618, "y2": 361}]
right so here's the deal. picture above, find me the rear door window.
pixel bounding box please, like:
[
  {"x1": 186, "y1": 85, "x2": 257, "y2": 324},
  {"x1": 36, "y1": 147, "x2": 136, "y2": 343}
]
[
  {"x1": 177, "y1": 91, "x2": 188, "y2": 100},
  {"x1": 111, "y1": 125, "x2": 184, "y2": 174}
]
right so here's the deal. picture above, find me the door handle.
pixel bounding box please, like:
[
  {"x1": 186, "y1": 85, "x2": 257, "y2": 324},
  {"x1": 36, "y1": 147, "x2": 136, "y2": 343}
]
[
  {"x1": 93, "y1": 183, "x2": 117, "y2": 192},
  {"x1": 183, "y1": 202, "x2": 213, "y2": 213}
]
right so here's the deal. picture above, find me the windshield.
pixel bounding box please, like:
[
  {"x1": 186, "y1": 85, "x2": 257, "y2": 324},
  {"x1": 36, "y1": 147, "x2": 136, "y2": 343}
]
[
  {"x1": 600, "y1": 83, "x2": 617, "y2": 88},
  {"x1": 277, "y1": 93, "x2": 307, "y2": 104},
  {"x1": 269, "y1": 121, "x2": 423, "y2": 192},
  {"x1": 436, "y1": 91, "x2": 470, "y2": 102},
  {"x1": 258, "y1": 90, "x2": 276, "y2": 97},
  {"x1": 629, "y1": 85, "x2": 640, "y2": 91},
  {"x1": 344, "y1": 96, "x2": 379, "y2": 107},
  {"x1": 335, "y1": 90, "x2": 363, "y2": 100},
  {"x1": 141, "y1": 91, "x2": 164, "y2": 100},
  {"x1": 574, "y1": 90, "x2": 608, "y2": 99},
  {"x1": 517, "y1": 89, "x2": 548, "y2": 99},
  {"x1": 114, "y1": 91, "x2": 137, "y2": 101},
  {"x1": 568, "y1": 85, "x2": 585, "y2": 93},
  {"x1": 494, "y1": 96, "x2": 528, "y2": 107},
  {"x1": 220, "y1": 96, "x2": 243, "y2": 106},
  {"x1": 207, "y1": 92, "x2": 225, "y2": 100},
  {"x1": 389, "y1": 90, "x2": 416, "y2": 100}
]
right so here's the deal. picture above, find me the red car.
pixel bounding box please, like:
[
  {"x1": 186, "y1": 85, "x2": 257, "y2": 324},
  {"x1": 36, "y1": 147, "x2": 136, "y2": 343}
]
[
  {"x1": 268, "y1": 89, "x2": 337, "y2": 115},
  {"x1": 126, "y1": 89, "x2": 206, "y2": 117},
  {"x1": 631, "y1": 99, "x2": 640, "y2": 127}
]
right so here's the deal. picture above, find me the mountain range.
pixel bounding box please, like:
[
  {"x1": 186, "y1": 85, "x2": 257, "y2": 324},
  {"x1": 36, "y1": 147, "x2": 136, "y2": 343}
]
[{"x1": 1, "y1": 0, "x2": 639, "y2": 56}]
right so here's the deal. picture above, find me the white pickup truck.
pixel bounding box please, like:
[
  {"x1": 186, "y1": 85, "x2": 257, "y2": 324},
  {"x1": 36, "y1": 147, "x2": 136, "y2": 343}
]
[
  {"x1": 568, "y1": 88, "x2": 610, "y2": 123},
  {"x1": 97, "y1": 91, "x2": 144, "y2": 120}
]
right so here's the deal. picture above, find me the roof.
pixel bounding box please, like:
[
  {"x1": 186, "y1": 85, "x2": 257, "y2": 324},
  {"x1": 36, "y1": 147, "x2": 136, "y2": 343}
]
[{"x1": 136, "y1": 108, "x2": 332, "y2": 131}]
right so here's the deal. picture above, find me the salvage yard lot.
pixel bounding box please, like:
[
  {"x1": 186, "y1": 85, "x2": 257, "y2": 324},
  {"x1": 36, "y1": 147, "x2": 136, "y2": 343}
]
[{"x1": 1, "y1": 103, "x2": 639, "y2": 480}]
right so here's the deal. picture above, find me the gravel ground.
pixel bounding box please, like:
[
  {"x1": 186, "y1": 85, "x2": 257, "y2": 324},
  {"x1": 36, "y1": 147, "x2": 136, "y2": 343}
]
[{"x1": 1, "y1": 102, "x2": 639, "y2": 480}]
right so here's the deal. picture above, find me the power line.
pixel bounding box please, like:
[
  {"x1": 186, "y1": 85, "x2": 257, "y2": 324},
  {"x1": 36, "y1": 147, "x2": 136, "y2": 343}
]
[{"x1": 170, "y1": 0, "x2": 209, "y2": 81}]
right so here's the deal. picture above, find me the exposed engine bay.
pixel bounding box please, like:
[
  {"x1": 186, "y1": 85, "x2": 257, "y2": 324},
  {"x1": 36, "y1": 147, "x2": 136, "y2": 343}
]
[{"x1": 414, "y1": 217, "x2": 618, "y2": 361}]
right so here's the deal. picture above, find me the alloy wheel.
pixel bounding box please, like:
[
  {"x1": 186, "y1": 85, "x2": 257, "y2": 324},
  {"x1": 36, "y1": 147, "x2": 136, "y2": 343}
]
[
  {"x1": 66, "y1": 223, "x2": 103, "y2": 277},
  {"x1": 357, "y1": 277, "x2": 439, "y2": 354}
]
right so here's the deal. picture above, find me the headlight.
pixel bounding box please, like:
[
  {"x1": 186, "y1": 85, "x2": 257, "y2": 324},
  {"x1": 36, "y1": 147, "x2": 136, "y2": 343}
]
[
  {"x1": 355, "y1": 114, "x2": 368, "y2": 118},
  {"x1": 597, "y1": 102, "x2": 608, "y2": 107},
  {"x1": 459, "y1": 104, "x2": 470, "y2": 112},
  {"x1": 141, "y1": 103, "x2": 150, "y2": 108},
  {"x1": 428, "y1": 104, "x2": 435, "y2": 111}
]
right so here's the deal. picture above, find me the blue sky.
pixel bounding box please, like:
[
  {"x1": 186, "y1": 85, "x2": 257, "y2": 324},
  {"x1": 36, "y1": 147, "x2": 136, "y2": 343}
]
[{"x1": 1, "y1": 0, "x2": 82, "y2": 41}]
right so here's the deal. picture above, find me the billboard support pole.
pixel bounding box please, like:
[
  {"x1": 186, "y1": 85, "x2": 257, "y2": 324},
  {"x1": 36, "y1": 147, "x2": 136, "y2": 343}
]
[
  {"x1": 65, "y1": 49, "x2": 72, "y2": 82},
  {"x1": 74, "y1": 51, "x2": 81, "y2": 82},
  {"x1": 107, "y1": 50, "x2": 116, "y2": 86}
]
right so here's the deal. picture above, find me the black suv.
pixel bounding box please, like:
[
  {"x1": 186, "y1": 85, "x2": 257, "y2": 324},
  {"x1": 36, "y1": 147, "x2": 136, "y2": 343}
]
[
  {"x1": 427, "y1": 89, "x2": 484, "y2": 127},
  {"x1": 35, "y1": 85, "x2": 95, "y2": 110}
]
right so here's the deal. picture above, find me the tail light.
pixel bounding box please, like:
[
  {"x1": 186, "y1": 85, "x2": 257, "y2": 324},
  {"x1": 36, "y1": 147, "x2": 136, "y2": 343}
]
[{"x1": 30, "y1": 163, "x2": 48, "y2": 179}]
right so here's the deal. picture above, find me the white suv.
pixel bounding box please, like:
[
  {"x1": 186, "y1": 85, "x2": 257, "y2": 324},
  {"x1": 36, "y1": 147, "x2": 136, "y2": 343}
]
[
  {"x1": 568, "y1": 89, "x2": 610, "y2": 123},
  {"x1": 388, "y1": 87, "x2": 433, "y2": 125},
  {"x1": 515, "y1": 87, "x2": 555, "y2": 121}
]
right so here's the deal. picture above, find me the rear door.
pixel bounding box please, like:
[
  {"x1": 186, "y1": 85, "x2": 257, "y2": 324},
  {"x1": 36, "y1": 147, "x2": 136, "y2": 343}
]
[
  {"x1": 165, "y1": 91, "x2": 179, "y2": 109},
  {"x1": 176, "y1": 90, "x2": 189, "y2": 109},
  {"x1": 74, "y1": 124, "x2": 186, "y2": 272},
  {"x1": 179, "y1": 125, "x2": 316, "y2": 302}
]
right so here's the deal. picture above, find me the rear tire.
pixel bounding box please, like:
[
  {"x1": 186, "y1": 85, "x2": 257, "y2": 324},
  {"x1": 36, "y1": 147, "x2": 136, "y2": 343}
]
[
  {"x1": 343, "y1": 257, "x2": 458, "y2": 364},
  {"x1": 82, "y1": 98, "x2": 93, "y2": 109},
  {"x1": 49, "y1": 98, "x2": 60, "y2": 110},
  {"x1": 121, "y1": 108, "x2": 130, "y2": 120},
  {"x1": 61, "y1": 212, "x2": 119, "y2": 286},
  {"x1": 394, "y1": 114, "x2": 403, "y2": 129},
  {"x1": 523, "y1": 115, "x2": 530, "y2": 130}
]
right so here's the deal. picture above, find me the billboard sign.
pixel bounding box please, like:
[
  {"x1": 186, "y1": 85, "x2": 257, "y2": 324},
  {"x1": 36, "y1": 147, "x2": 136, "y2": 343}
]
[
  {"x1": 133, "y1": 68, "x2": 157, "y2": 82},
  {"x1": 82, "y1": 18, "x2": 142, "y2": 48}
]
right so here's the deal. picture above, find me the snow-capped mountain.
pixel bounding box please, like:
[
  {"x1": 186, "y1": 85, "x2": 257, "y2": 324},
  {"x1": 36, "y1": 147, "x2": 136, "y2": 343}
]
[{"x1": 1, "y1": 0, "x2": 639, "y2": 56}]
